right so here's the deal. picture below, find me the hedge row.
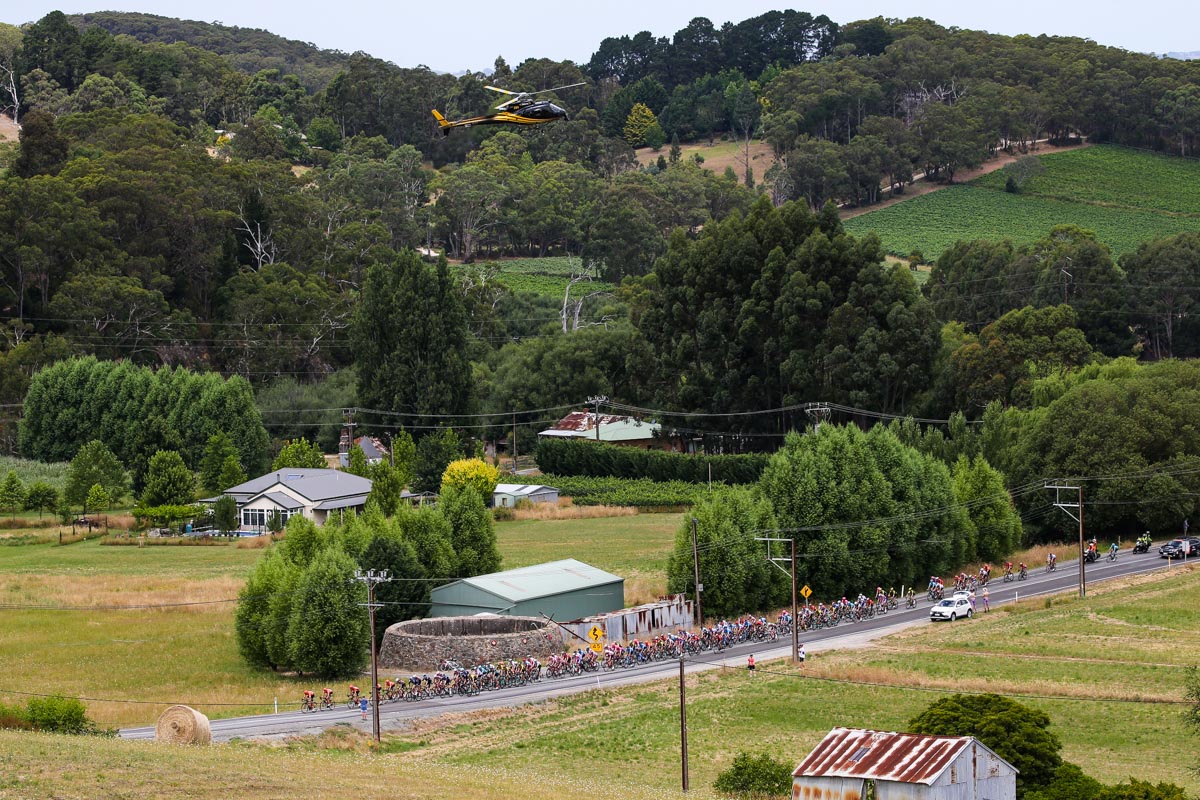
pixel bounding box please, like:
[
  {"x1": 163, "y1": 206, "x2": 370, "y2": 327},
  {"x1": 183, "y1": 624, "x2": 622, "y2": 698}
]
[
  {"x1": 534, "y1": 438, "x2": 768, "y2": 484},
  {"x1": 509, "y1": 473, "x2": 717, "y2": 508}
]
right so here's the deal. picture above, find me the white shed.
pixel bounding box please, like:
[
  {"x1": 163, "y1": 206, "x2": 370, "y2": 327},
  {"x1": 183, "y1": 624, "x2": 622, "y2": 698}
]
[
  {"x1": 493, "y1": 483, "x2": 559, "y2": 508},
  {"x1": 793, "y1": 727, "x2": 1017, "y2": 800}
]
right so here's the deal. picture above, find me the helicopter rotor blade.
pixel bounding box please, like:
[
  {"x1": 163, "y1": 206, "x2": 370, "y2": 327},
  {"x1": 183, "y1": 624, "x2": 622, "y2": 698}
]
[
  {"x1": 484, "y1": 85, "x2": 521, "y2": 96},
  {"x1": 529, "y1": 82, "x2": 586, "y2": 96}
]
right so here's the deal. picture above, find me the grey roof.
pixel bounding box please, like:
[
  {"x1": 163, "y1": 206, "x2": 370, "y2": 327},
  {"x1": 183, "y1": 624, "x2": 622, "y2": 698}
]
[
  {"x1": 494, "y1": 484, "x2": 558, "y2": 496},
  {"x1": 442, "y1": 559, "x2": 622, "y2": 603},
  {"x1": 314, "y1": 496, "x2": 370, "y2": 511},
  {"x1": 223, "y1": 469, "x2": 373, "y2": 503},
  {"x1": 260, "y1": 492, "x2": 305, "y2": 510}
]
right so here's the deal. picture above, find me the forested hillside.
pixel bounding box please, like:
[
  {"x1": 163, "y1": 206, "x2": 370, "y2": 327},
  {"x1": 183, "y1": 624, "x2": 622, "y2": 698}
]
[
  {"x1": 0, "y1": 10, "x2": 1199, "y2": 545},
  {"x1": 70, "y1": 12, "x2": 352, "y2": 91}
]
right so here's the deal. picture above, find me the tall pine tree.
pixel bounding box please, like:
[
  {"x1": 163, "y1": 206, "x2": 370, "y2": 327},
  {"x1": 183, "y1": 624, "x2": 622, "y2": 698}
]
[{"x1": 352, "y1": 252, "x2": 472, "y2": 425}]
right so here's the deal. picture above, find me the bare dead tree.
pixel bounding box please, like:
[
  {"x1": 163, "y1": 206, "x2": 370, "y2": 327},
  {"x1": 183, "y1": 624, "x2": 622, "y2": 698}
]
[
  {"x1": 235, "y1": 206, "x2": 276, "y2": 270},
  {"x1": 560, "y1": 258, "x2": 613, "y2": 332}
]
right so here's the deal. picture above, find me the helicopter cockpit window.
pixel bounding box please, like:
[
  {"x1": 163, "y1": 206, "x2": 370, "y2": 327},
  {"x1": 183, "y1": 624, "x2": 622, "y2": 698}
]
[{"x1": 523, "y1": 104, "x2": 563, "y2": 120}]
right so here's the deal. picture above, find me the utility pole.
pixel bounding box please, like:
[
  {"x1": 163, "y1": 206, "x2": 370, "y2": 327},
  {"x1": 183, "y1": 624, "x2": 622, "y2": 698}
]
[
  {"x1": 353, "y1": 568, "x2": 391, "y2": 742},
  {"x1": 587, "y1": 395, "x2": 609, "y2": 442},
  {"x1": 804, "y1": 403, "x2": 830, "y2": 436},
  {"x1": 690, "y1": 517, "x2": 703, "y2": 626},
  {"x1": 1047, "y1": 484, "x2": 1086, "y2": 598},
  {"x1": 512, "y1": 412, "x2": 518, "y2": 472},
  {"x1": 340, "y1": 407, "x2": 358, "y2": 461},
  {"x1": 679, "y1": 653, "x2": 689, "y2": 792},
  {"x1": 757, "y1": 536, "x2": 799, "y2": 664},
  {"x1": 791, "y1": 538, "x2": 798, "y2": 666}
]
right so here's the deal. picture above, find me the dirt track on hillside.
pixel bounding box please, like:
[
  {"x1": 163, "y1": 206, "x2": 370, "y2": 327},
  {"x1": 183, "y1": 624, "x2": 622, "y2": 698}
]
[{"x1": 840, "y1": 139, "x2": 1091, "y2": 220}]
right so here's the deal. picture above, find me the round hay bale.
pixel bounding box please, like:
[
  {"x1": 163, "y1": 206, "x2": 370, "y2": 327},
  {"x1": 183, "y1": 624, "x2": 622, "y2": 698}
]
[{"x1": 155, "y1": 705, "x2": 211, "y2": 745}]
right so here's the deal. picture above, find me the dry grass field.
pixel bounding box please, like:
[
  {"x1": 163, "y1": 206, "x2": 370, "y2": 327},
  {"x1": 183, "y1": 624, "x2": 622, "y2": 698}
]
[{"x1": 636, "y1": 138, "x2": 775, "y2": 182}]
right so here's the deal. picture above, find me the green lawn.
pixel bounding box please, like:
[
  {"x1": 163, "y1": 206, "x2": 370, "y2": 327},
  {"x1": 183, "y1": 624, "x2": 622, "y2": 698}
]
[
  {"x1": 453, "y1": 256, "x2": 616, "y2": 298},
  {"x1": 496, "y1": 512, "x2": 683, "y2": 601},
  {"x1": 0, "y1": 536, "x2": 261, "y2": 580},
  {"x1": 845, "y1": 145, "x2": 1200, "y2": 261}
]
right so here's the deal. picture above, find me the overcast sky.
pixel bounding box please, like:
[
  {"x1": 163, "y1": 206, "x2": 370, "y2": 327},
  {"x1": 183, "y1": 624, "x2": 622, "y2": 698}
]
[{"x1": 6, "y1": 1, "x2": 1198, "y2": 74}]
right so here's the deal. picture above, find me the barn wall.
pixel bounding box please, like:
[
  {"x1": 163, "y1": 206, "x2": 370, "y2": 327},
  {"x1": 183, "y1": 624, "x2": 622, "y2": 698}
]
[{"x1": 792, "y1": 776, "x2": 864, "y2": 799}]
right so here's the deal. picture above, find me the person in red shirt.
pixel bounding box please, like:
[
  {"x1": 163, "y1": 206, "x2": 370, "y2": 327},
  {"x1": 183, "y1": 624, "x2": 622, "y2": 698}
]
[{"x1": 747, "y1": 654, "x2": 756, "y2": 674}]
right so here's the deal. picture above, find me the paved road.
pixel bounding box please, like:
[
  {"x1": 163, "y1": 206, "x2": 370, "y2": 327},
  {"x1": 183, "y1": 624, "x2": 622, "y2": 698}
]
[{"x1": 120, "y1": 546, "x2": 1184, "y2": 741}]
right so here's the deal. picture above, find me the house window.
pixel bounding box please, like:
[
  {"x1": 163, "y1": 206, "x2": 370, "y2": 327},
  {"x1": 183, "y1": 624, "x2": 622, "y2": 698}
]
[{"x1": 242, "y1": 508, "x2": 266, "y2": 527}]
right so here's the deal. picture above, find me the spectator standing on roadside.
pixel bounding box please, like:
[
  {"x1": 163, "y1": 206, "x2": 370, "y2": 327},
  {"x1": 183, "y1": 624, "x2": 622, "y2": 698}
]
[
  {"x1": 968, "y1": 589, "x2": 976, "y2": 614},
  {"x1": 982, "y1": 587, "x2": 990, "y2": 613},
  {"x1": 747, "y1": 654, "x2": 756, "y2": 675},
  {"x1": 798, "y1": 643, "x2": 806, "y2": 667}
]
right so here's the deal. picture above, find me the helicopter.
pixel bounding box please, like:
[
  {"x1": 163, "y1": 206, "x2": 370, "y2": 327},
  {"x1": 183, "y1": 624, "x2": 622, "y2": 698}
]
[{"x1": 431, "y1": 82, "x2": 585, "y2": 135}]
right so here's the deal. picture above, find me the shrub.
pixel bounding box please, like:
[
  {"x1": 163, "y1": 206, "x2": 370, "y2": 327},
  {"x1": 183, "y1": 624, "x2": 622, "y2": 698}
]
[
  {"x1": 0, "y1": 701, "x2": 30, "y2": 730},
  {"x1": 25, "y1": 695, "x2": 93, "y2": 734},
  {"x1": 713, "y1": 752, "x2": 793, "y2": 797},
  {"x1": 441, "y1": 458, "x2": 500, "y2": 499}
]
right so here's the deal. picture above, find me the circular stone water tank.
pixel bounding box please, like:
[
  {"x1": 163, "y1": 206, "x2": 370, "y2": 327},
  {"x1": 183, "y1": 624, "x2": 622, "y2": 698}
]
[{"x1": 379, "y1": 616, "x2": 560, "y2": 670}]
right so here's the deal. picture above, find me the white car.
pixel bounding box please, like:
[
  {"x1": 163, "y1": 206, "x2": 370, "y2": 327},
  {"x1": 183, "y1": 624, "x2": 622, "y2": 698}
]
[{"x1": 930, "y1": 595, "x2": 973, "y2": 621}]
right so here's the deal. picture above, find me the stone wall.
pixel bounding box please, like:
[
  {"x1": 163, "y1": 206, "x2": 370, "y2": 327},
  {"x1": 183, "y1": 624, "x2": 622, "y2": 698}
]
[{"x1": 379, "y1": 616, "x2": 561, "y2": 671}]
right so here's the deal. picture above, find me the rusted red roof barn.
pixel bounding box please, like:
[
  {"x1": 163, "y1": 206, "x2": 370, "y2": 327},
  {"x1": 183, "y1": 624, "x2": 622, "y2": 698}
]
[{"x1": 792, "y1": 727, "x2": 1016, "y2": 800}]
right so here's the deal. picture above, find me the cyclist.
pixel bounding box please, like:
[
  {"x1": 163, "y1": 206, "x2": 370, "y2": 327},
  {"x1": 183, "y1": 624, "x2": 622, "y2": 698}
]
[
  {"x1": 1003, "y1": 561, "x2": 1014, "y2": 579},
  {"x1": 1109, "y1": 541, "x2": 1120, "y2": 558},
  {"x1": 347, "y1": 684, "x2": 360, "y2": 706},
  {"x1": 321, "y1": 687, "x2": 334, "y2": 709},
  {"x1": 301, "y1": 689, "x2": 315, "y2": 711},
  {"x1": 1047, "y1": 552, "x2": 1057, "y2": 570},
  {"x1": 1018, "y1": 562, "x2": 1027, "y2": 579}
]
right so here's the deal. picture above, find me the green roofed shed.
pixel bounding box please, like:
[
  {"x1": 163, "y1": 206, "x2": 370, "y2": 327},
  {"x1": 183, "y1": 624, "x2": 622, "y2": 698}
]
[{"x1": 429, "y1": 559, "x2": 625, "y2": 620}]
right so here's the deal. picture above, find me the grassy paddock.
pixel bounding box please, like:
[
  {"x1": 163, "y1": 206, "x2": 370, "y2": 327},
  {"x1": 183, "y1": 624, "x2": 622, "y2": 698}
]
[
  {"x1": 0, "y1": 546, "x2": 1198, "y2": 798},
  {"x1": 496, "y1": 512, "x2": 681, "y2": 603}
]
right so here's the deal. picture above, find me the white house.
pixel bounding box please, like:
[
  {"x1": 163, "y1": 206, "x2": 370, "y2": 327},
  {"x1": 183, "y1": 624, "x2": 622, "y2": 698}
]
[
  {"x1": 208, "y1": 469, "x2": 373, "y2": 531},
  {"x1": 793, "y1": 727, "x2": 1017, "y2": 800},
  {"x1": 492, "y1": 483, "x2": 559, "y2": 508}
]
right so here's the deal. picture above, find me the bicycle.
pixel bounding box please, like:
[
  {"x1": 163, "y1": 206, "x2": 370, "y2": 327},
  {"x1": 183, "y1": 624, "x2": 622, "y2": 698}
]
[
  {"x1": 345, "y1": 685, "x2": 361, "y2": 709},
  {"x1": 300, "y1": 691, "x2": 316, "y2": 713}
]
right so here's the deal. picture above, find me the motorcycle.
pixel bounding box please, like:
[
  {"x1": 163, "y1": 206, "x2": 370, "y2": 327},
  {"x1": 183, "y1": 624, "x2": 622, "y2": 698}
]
[
  {"x1": 1084, "y1": 549, "x2": 1100, "y2": 564},
  {"x1": 1132, "y1": 539, "x2": 1151, "y2": 554}
]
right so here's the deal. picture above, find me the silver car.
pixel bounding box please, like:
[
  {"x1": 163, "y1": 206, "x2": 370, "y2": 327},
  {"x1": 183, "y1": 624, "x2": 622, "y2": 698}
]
[{"x1": 929, "y1": 595, "x2": 973, "y2": 621}]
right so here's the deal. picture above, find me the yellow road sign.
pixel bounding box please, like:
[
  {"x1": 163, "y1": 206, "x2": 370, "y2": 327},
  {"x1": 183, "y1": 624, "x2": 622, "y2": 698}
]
[
  {"x1": 800, "y1": 585, "x2": 812, "y2": 599},
  {"x1": 587, "y1": 625, "x2": 605, "y2": 642},
  {"x1": 590, "y1": 641, "x2": 604, "y2": 653}
]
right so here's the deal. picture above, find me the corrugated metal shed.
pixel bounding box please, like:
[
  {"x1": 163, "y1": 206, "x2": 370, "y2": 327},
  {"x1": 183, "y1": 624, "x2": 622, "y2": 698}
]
[
  {"x1": 493, "y1": 484, "x2": 559, "y2": 507},
  {"x1": 429, "y1": 559, "x2": 624, "y2": 619},
  {"x1": 793, "y1": 728, "x2": 1017, "y2": 800},
  {"x1": 538, "y1": 411, "x2": 661, "y2": 443},
  {"x1": 795, "y1": 728, "x2": 972, "y2": 784}
]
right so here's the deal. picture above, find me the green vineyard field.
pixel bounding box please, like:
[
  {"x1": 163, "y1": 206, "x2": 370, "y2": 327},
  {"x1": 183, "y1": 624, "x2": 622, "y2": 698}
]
[
  {"x1": 973, "y1": 144, "x2": 1200, "y2": 214},
  {"x1": 846, "y1": 145, "x2": 1200, "y2": 261},
  {"x1": 454, "y1": 257, "x2": 615, "y2": 297}
]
